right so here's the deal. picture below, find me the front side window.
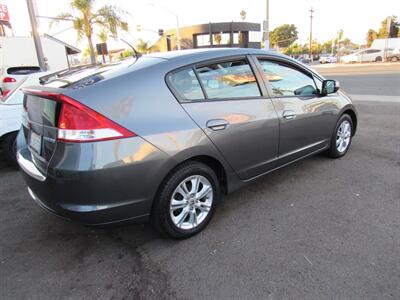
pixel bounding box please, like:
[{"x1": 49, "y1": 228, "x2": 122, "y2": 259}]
[
  {"x1": 258, "y1": 60, "x2": 317, "y2": 97},
  {"x1": 168, "y1": 68, "x2": 205, "y2": 101},
  {"x1": 196, "y1": 59, "x2": 261, "y2": 99}
]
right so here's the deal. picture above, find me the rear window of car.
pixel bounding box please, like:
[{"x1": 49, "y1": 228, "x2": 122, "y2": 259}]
[
  {"x1": 196, "y1": 59, "x2": 261, "y2": 99},
  {"x1": 168, "y1": 68, "x2": 205, "y2": 101},
  {"x1": 7, "y1": 66, "x2": 41, "y2": 75}
]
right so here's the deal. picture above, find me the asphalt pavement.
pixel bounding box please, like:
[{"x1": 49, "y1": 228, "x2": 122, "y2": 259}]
[
  {"x1": 1, "y1": 63, "x2": 399, "y2": 299},
  {"x1": 313, "y1": 62, "x2": 400, "y2": 97}
]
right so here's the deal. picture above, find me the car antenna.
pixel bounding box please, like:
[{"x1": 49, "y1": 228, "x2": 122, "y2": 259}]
[{"x1": 119, "y1": 38, "x2": 142, "y2": 60}]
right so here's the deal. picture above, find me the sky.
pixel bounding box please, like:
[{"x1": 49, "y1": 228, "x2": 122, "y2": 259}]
[{"x1": 2, "y1": 0, "x2": 399, "y2": 51}]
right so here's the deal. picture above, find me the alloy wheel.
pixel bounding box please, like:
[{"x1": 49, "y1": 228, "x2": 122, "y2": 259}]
[
  {"x1": 336, "y1": 120, "x2": 351, "y2": 153},
  {"x1": 169, "y1": 175, "x2": 213, "y2": 230}
]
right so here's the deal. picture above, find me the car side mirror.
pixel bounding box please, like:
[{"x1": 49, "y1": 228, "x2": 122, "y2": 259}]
[{"x1": 321, "y1": 79, "x2": 339, "y2": 95}]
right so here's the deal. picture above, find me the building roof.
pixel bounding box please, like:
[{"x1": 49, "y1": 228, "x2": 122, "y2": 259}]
[
  {"x1": 43, "y1": 34, "x2": 81, "y2": 55},
  {"x1": 165, "y1": 22, "x2": 261, "y2": 35}
]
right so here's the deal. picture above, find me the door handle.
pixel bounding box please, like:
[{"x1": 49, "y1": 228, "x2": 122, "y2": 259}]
[
  {"x1": 206, "y1": 119, "x2": 229, "y2": 131},
  {"x1": 283, "y1": 110, "x2": 296, "y2": 120}
]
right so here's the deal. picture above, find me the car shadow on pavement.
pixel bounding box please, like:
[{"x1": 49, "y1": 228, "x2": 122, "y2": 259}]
[
  {"x1": 0, "y1": 152, "x2": 18, "y2": 172},
  {"x1": 0, "y1": 152, "x2": 341, "y2": 299}
]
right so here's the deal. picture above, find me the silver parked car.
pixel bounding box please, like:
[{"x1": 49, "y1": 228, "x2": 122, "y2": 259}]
[{"x1": 17, "y1": 48, "x2": 357, "y2": 238}]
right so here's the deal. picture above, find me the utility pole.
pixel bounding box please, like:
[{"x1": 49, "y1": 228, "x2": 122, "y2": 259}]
[
  {"x1": 175, "y1": 14, "x2": 181, "y2": 50},
  {"x1": 309, "y1": 7, "x2": 314, "y2": 62},
  {"x1": 263, "y1": 0, "x2": 269, "y2": 49},
  {"x1": 384, "y1": 16, "x2": 391, "y2": 61},
  {"x1": 26, "y1": 0, "x2": 46, "y2": 70}
]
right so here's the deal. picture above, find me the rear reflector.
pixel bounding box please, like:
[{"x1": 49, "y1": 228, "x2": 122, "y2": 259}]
[
  {"x1": 3, "y1": 77, "x2": 16, "y2": 83},
  {"x1": 23, "y1": 89, "x2": 136, "y2": 142},
  {"x1": 2, "y1": 90, "x2": 10, "y2": 97}
]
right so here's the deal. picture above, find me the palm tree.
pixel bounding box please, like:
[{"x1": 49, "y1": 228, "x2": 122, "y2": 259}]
[
  {"x1": 240, "y1": 10, "x2": 246, "y2": 21},
  {"x1": 98, "y1": 28, "x2": 108, "y2": 43},
  {"x1": 51, "y1": 0, "x2": 128, "y2": 64},
  {"x1": 213, "y1": 33, "x2": 222, "y2": 45},
  {"x1": 136, "y1": 39, "x2": 152, "y2": 54}
]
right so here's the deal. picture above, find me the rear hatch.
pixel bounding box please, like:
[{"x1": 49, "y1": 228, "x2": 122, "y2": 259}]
[
  {"x1": 22, "y1": 92, "x2": 60, "y2": 174},
  {"x1": 21, "y1": 61, "x2": 138, "y2": 175}
]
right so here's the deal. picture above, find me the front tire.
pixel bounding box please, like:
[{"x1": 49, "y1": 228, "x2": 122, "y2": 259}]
[
  {"x1": 375, "y1": 56, "x2": 382, "y2": 62},
  {"x1": 151, "y1": 161, "x2": 219, "y2": 239},
  {"x1": 326, "y1": 114, "x2": 353, "y2": 158}
]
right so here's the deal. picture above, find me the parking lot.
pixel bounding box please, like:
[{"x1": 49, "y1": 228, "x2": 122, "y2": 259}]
[{"x1": 1, "y1": 63, "x2": 399, "y2": 299}]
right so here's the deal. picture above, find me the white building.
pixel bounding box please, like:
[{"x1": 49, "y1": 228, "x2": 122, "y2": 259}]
[
  {"x1": 0, "y1": 34, "x2": 80, "y2": 72},
  {"x1": 371, "y1": 38, "x2": 400, "y2": 50}
]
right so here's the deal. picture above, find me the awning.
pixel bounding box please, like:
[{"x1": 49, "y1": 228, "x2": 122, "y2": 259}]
[{"x1": 43, "y1": 34, "x2": 81, "y2": 55}]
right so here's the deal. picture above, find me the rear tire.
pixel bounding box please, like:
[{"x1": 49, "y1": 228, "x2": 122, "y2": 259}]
[
  {"x1": 391, "y1": 56, "x2": 399, "y2": 62},
  {"x1": 326, "y1": 114, "x2": 353, "y2": 158},
  {"x1": 2, "y1": 132, "x2": 18, "y2": 166},
  {"x1": 151, "y1": 161, "x2": 219, "y2": 239},
  {"x1": 375, "y1": 56, "x2": 382, "y2": 62}
]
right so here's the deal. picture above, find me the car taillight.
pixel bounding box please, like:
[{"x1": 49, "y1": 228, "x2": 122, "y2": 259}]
[
  {"x1": 23, "y1": 89, "x2": 136, "y2": 142},
  {"x1": 3, "y1": 77, "x2": 16, "y2": 83},
  {"x1": 2, "y1": 90, "x2": 10, "y2": 97}
]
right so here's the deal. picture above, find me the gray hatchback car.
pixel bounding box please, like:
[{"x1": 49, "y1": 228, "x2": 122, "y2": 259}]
[{"x1": 17, "y1": 48, "x2": 357, "y2": 238}]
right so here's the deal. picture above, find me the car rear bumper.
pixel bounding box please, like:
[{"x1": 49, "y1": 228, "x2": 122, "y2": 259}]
[
  {"x1": 26, "y1": 185, "x2": 150, "y2": 225},
  {"x1": 17, "y1": 135, "x2": 170, "y2": 225}
]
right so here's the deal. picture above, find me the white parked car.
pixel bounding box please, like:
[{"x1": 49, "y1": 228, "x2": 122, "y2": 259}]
[
  {"x1": 0, "y1": 71, "x2": 48, "y2": 163},
  {"x1": 341, "y1": 49, "x2": 384, "y2": 63},
  {"x1": 0, "y1": 66, "x2": 42, "y2": 95},
  {"x1": 388, "y1": 47, "x2": 400, "y2": 62},
  {"x1": 319, "y1": 54, "x2": 337, "y2": 64}
]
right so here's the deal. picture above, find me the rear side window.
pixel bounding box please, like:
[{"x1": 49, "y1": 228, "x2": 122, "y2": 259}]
[
  {"x1": 196, "y1": 59, "x2": 261, "y2": 99},
  {"x1": 7, "y1": 66, "x2": 41, "y2": 75},
  {"x1": 168, "y1": 68, "x2": 205, "y2": 101},
  {"x1": 258, "y1": 60, "x2": 317, "y2": 97}
]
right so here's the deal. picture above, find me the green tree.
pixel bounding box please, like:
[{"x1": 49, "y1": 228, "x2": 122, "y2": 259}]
[
  {"x1": 310, "y1": 40, "x2": 322, "y2": 55},
  {"x1": 270, "y1": 24, "x2": 298, "y2": 48},
  {"x1": 240, "y1": 10, "x2": 246, "y2": 21},
  {"x1": 377, "y1": 16, "x2": 399, "y2": 38},
  {"x1": 120, "y1": 48, "x2": 133, "y2": 59},
  {"x1": 213, "y1": 33, "x2": 222, "y2": 45},
  {"x1": 321, "y1": 40, "x2": 333, "y2": 54},
  {"x1": 366, "y1": 29, "x2": 378, "y2": 47},
  {"x1": 283, "y1": 42, "x2": 306, "y2": 56},
  {"x1": 136, "y1": 39, "x2": 152, "y2": 54},
  {"x1": 82, "y1": 44, "x2": 97, "y2": 62},
  {"x1": 51, "y1": 0, "x2": 128, "y2": 64},
  {"x1": 98, "y1": 28, "x2": 108, "y2": 43}
]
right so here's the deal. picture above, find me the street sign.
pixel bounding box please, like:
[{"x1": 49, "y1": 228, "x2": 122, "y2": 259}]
[
  {"x1": 0, "y1": 4, "x2": 9, "y2": 22},
  {"x1": 96, "y1": 42, "x2": 108, "y2": 55}
]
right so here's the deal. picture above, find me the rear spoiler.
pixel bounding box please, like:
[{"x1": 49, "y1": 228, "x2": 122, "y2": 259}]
[{"x1": 39, "y1": 64, "x2": 100, "y2": 85}]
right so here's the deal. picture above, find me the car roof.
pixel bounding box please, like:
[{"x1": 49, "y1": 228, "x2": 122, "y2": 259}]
[
  {"x1": 37, "y1": 48, "x2": 312, "y2": 91},
  {"x1": 145, "y1": 47, "x2": 286, "y2": 62}
]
